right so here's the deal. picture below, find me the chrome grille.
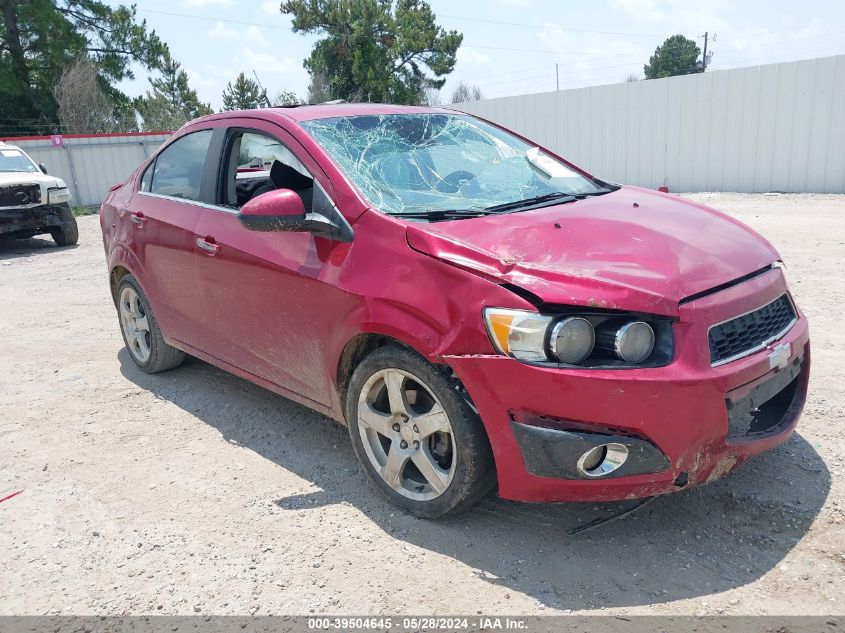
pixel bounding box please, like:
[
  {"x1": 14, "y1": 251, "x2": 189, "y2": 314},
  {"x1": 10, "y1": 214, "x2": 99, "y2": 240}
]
[{"x1": 709, "y1": 294, "x2": 796, "y2": 366}]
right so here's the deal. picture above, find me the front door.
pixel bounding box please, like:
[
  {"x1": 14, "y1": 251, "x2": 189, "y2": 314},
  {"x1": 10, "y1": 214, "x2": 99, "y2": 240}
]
[{"x1": 192, "y1": 122, "x2": 354, "y2": 407}]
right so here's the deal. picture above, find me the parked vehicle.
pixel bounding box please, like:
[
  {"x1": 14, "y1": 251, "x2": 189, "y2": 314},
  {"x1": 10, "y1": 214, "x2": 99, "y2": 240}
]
[
  {"x1": 0, "y1": 142, "x2": 78, "y2": 246},
  {"x1": 99, "y1": 105, "x2": 809, "y2": 518}
]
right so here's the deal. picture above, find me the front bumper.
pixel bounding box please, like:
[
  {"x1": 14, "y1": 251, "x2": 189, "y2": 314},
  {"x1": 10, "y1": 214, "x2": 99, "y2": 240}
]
[
  {"x1": 0, "y1": 203, "x2": 73, "y2": 237},
  {"x1": 444, "y1": 268, "x2": 811, "y2": 503}
]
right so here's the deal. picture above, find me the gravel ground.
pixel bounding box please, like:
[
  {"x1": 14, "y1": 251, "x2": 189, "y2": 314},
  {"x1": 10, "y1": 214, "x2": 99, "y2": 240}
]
[{"x1": 1, "y1": 193, "x2": 844, "y2": 616}]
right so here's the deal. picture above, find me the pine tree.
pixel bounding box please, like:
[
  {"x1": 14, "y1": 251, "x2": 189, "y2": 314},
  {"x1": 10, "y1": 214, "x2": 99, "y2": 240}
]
[
  {"x1": 643, "y1": 35, "x2": 703, "y2": 79},
  {"x1": 136, "y1": 50, "x2": 211, "y2": 131},
  {"x1": 281, "y1": 0, "x2": 462, "y2": 104},
  {"x1": 221, "y1": 73, "x2": 266, "y2": 111},
  {"x1": 0, "y1": 0, "x2": 166, "y2": 135}
]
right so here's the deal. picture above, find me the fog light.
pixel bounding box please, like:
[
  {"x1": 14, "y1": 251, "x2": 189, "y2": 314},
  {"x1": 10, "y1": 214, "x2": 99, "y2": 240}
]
[
  {"x1": 576, "y1": 443, "x2": 629, "y2": 477},
  {"x1": 550, "y1": 317, "x2": 595, "y2": 364}
]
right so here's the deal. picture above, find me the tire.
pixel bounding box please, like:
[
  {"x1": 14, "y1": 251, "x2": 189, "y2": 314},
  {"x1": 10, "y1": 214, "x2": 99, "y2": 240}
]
[
  {"x1": 346, "y1": 344, "x2": 496, "y2": 519},
  {"x1": 50, "y1": 206, "x2": 79, "y2": 246},
  {"x1": 116, "y1": 274, "x2": 185, "y2": 374}
]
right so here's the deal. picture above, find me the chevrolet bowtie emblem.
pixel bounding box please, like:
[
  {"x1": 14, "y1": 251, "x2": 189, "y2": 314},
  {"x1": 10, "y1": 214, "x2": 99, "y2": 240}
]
[{"x1": 768, "y1": 342, "x2": 791, "y2": 370}]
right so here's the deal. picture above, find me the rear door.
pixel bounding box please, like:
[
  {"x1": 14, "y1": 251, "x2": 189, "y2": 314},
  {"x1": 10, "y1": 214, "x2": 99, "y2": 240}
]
[
  {"x1": 124, "y1": 128, "x2": 217, "y2": 348},
  {"x1": 192, "y1": 119, "x2": 353, "y2": 406}
]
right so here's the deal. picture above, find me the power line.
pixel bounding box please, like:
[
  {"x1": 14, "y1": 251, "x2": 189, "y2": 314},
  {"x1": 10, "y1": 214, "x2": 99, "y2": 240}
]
[
  {"x1": 137, "y1": 7, "x2": 845, "y2": 64},
  {"x1": 464, "y1": 44, "x2": 643, "y2": 55},
  {"x1": 438, "y1": 14, "x2": 662, "y2": 37},
  {"x1": 138, "y1": 10, "x2": 647, "y2": 57},
  {"x1": 138, "y1": 8, "x2": 664, "y2": 38},
  {"x1": 138, "y1": 9, "x2": 290, "y2": 29},
  {"x1": 467, "y1": 60, "x2": 644, "y2": 87},
  {"x1": 708, "y1": 47, "x2": 845, "y2": 69}
]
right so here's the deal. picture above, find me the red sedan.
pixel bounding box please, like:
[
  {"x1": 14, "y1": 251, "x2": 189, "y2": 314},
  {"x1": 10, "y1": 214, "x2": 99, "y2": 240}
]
[{"x1": 100, "y1": 104, "x2": 809, "y2": 518}]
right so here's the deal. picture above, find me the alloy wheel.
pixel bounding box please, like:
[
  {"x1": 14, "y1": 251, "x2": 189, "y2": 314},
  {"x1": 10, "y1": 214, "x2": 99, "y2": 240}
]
[
  {"x1": 357, "y1": 368, "x2": 457, "y2": 501},
  {"x1": 119, "y1": 286, "x2": 151, "y2": 363}
]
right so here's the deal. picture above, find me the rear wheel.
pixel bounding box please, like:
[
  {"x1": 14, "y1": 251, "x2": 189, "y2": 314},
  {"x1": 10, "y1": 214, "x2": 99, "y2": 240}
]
[
  {"x1": 116, "y1": 274, "x2": 184, "y2": 373},
  {"x1": 50, "y1": 206, "x2": 78, "y2": 246},
  {"x1": 346, "y1": 345, "x2": 495, "y2": 518}
]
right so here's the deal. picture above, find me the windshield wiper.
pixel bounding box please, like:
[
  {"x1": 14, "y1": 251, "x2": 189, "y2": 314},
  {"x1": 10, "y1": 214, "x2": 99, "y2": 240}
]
[
  {"x1": 572, "y1": 189, "x2": 615, "y2": 199},
  {"x1": 389, "y1": 208, "x2": 490, "y2": 221},
  {"x1": 483, "y1": 192, "x2": 577, "y2": 213}
]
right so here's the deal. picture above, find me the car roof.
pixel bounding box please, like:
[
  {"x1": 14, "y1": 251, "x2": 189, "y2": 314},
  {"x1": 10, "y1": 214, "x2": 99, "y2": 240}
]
[
  {"x1": 274, "y1": 103, "x2": 459, "y2": 122},
  {"x1": 188, "y1": 103, "x2": 462, "y2": 129}
]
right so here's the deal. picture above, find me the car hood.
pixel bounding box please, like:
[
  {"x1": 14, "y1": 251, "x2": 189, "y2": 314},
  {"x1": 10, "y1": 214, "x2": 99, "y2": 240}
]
[
  {"x1": 405, "y1": 186, "x2": 779, "y2": 316},
  {"x1": 0, "y1": 171, "x2": 66, "y2": 189}
]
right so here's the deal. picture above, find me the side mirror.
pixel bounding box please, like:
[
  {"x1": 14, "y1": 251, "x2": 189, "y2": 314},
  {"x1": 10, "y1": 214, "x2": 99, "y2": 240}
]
[
  {"x1": 39, "y1": 163, "x2": 48, "y2": 174},
  {"x1": 237, "y1": 188, "x2": 353, "y2": 243},
  {"x1": 238, "y1": 189, "x2": 307, "y2": 232}
]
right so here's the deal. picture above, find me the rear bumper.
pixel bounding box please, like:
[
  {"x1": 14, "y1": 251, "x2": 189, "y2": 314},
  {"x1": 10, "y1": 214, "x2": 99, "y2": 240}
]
[
  {"x1": 444, "y1": 269, "x2": 811, "y2": 503},
  {"x1": 0, "y1": 203, "x2": 72, "y2": 236}
]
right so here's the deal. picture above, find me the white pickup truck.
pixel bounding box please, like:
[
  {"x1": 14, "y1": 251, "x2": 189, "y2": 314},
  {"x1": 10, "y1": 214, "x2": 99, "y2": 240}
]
[{"x1": 0, "y1": 141, "x2": 78, "y2": 246}]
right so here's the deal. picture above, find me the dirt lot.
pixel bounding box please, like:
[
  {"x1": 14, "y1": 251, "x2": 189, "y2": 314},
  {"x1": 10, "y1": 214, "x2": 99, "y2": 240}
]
[{"x1": 1, "y1": 193, "x2": 844, "y2": 616}]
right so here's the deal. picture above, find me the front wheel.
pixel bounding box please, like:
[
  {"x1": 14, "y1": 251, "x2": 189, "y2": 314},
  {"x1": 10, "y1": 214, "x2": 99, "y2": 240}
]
[
  {"x1": 346, "y1": 345, "x2": 495, "y2": 518},
  {"x1": 50, "y1": 205, "x2": 79, "y2": 246}
]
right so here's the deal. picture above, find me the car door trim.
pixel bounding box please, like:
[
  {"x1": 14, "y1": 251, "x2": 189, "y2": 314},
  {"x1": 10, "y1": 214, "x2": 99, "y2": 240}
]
[{"x1": 137, "y1": 191, "x2": 239, "y2": 215}]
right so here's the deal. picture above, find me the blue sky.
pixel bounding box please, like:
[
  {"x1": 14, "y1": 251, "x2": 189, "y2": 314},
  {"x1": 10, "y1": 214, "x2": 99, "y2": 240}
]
[{"x1": 115, "y1": 0, "x2": 845, "y2": 109}]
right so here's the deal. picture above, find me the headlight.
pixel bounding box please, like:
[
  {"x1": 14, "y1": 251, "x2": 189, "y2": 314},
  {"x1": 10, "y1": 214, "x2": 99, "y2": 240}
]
[
  {"x1": 48, "y1": 187, "x2": 71, "y2": 204},
  {"x1": 484, "y1": 307, "x2": 672, "y2": 368},
  {"x1": 484, "y1": 308, "x2": 553, "y2": 362}
]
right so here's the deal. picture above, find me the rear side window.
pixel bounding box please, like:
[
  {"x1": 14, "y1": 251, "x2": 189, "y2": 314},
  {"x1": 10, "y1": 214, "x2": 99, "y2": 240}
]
[{"x1": 148, "y1": 130, "x2": 213, "y2": 201}]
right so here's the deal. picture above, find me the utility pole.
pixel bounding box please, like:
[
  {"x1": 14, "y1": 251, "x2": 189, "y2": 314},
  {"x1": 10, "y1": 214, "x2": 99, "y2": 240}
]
[
  {"x1": 555, "y1": 63, "x2": 559, "y2": 91},
  {"x1": 700, "y1": 32, "x2": 716, "y2": 71}
]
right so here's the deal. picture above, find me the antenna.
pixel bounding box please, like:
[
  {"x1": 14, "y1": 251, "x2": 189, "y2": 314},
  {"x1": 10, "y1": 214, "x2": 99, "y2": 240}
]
[{"x1": 252, "y1": 70, "x2": 272, "y2": 107}]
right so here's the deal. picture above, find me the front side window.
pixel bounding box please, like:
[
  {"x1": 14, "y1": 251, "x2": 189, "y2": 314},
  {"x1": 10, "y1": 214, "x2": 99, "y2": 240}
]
[
  {"x1": 0, "y1": 147, "x2": 39, "y2": 173},
  {"x1": 148, "y1": 130, "x2": 213, "y2": 201},
  {"x1": 300, "y1": 114, "x2": 604, "y2": 217},
  {"x1": 222, "y1": 130, "x2": 318, "y2": 211}
]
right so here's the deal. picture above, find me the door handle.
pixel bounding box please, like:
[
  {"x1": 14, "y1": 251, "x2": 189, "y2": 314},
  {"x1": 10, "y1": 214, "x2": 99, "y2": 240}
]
[
  {"x1": 196, "y1": 237, "x2": 220, "y2": 255},
  {"x1": 129, "y1": 212, "x2": 145, "y2": 228}
]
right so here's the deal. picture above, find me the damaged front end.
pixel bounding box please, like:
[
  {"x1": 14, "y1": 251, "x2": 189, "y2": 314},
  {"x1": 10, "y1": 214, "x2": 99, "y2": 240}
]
[{"x1": 417, "y1": 228, "x2": 809, "y2": 502}]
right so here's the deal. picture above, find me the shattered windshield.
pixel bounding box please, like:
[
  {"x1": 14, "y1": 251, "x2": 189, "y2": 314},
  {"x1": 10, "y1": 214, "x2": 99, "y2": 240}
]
[{"x1": 300, "y1": 114, "x2": 603, "y2": 217}]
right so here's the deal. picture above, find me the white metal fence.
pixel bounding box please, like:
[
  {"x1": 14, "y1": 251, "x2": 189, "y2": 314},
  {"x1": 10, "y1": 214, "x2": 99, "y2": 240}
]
[
  {"x1": 458, "y1": 54, "x2": 845, "y2": 194},
  {"x1": 2, "y1": 132, "x2": 170, "y2": 207},
  {"x1": 3, "y1": 55, "x2": 843, "y2": 205}
]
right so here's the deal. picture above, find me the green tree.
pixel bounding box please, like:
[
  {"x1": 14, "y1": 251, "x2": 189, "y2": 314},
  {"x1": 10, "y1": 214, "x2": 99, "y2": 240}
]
[
  {"x1": 280, "y1": 0, "x2": 462, "y2": 104},
  {"x1": 221, "y1": 72, "x2": 266, "y2": 111},
  {"x1": 273, "y1": 89, "x2": 302, "y2": 106},
  {"x1": 136, "y1": 49, "x2": 212, "y2": 131},
  {"x1": 643, "y1": 35, "x2": 703, "y2": 79},
  {"x1": 0, "y1": 0, "x2": 166, "y2": 135}
]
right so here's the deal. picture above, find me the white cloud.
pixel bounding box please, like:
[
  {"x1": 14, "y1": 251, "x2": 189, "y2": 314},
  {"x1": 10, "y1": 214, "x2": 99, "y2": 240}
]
[
  {"x1": 245, "y1": 25, "x2": 267, "y2": 45},
  {"x1": 611, "y1": 0, "x2": 667, "y2": 21},
  {"x1": 261, "y1": 1, "x2": 281, "y2": 15},
  {"x1": 240, "y1": 49, "x2": 296, "y2": 74},
  {"x1": 457, "y1": 46, "x2": 491, "y2": 66},
  {"x1": 208, "y1": 21, "x2": 238, "y2": 40},
  {"x1": 184, "y1": 0, "x2": 234, "y2": 6},
  {"x1": 715, "y1": 17, "x2": 844, "y2": 68}
]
